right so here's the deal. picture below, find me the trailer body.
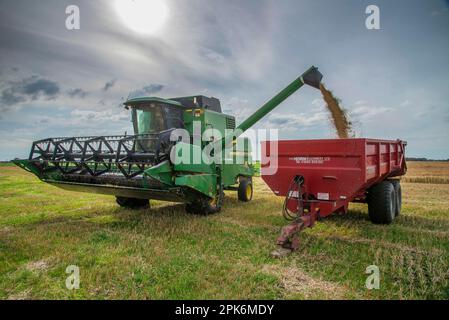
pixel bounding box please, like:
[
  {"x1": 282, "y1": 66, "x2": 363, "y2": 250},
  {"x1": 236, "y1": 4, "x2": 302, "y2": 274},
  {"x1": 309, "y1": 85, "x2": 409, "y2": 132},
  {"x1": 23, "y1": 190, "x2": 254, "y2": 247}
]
[
  {"x1": 262, "y1": 138, "x2": 407, "y2": 217},
  {"x1": 262, "y1": 138, "x2": 407, "y2": 255}
]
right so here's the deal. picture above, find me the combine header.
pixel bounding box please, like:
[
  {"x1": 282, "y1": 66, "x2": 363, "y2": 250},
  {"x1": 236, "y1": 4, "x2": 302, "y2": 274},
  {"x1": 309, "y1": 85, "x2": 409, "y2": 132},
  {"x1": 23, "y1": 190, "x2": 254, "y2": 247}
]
[{"x1": 13, "y1": 66, "x2": 323, "y2": 214}]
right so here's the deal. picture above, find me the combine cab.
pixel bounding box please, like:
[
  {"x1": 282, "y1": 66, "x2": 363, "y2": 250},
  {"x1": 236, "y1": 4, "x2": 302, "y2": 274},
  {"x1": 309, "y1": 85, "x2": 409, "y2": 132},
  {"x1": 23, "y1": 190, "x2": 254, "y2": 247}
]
[{"x1": 14, "y1": 66, "x2": 324, "y2": 214}]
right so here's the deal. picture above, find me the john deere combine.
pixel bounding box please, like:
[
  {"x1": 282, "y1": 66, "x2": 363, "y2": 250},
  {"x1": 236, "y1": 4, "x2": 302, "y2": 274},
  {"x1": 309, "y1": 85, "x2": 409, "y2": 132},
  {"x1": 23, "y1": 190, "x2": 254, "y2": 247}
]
[{"x1": 13, "y1": 66, "x2": 322, "y2": 214}]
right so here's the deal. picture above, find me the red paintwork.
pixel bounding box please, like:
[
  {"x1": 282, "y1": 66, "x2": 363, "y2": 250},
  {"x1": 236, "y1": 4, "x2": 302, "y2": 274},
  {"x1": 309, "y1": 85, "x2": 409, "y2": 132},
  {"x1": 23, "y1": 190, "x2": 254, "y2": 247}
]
[{"x1": 261, "y1": 138, "x2": 407, "y2": 218}]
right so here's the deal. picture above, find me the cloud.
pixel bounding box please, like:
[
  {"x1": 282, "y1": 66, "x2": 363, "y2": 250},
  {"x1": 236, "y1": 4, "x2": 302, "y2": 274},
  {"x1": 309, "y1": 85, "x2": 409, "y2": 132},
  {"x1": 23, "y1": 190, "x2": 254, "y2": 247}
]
[
  {"x1": 103, "y1": 79, "x2": 117, "y2": 91},
  {"x1": 127, "y1": 84, "x2": 165, "y2": 99},
  {"x1": 399, "y1": 100, "x2": 411, "y2": 107},
  {"x1": 0, "y1": 75, "x2": 60, "y2": 107},
  {"x1": 431, "y1": 7, "x2": 448, "y2": 16},
  {"x1": 67, "y1": 88, "x2": 88, "y2": 98},
  {"x1": 266, "y1": 112, "x2": 327, "y2": 128},
  {"x1": 142, "y1": 84, "x2": 164, "y2": 94},
  {"x1": 0, "y1": 0, "x2": 448, "y2": 160},
  {"x1": 200, "y1": 48, "x2": 226, "y2": 64},
  {"x1": 311, "y1": 98, "x2": 325, "y2": 108},
  {"x1": 70, "y1": 108, "x2": 129, "y2": 123},
  {"x1": 350, "y1": 103, "x2": 391, "y2": 121},
  {"x1": 354, "y1": 100, "x2": 368, "y2": 106},
  {"x1": 222, "y1": 97, "x2": 252, "y2": 122}
]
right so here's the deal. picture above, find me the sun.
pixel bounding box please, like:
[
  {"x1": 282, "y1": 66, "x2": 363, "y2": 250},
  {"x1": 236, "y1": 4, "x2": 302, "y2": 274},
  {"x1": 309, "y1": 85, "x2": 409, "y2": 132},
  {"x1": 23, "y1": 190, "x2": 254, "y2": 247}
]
[{"x1": 114, "y1": 0, "x2": 169, "y2": 35}]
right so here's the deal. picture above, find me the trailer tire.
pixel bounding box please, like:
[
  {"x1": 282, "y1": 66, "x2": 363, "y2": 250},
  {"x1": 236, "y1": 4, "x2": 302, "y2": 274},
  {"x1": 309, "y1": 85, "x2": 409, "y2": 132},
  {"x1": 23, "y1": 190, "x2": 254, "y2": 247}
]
[
  {"x1": 238, "y1": 178, "x2": 253, "y2": 202},
  {"x1": 115, "y1": 197, "x2": 150, "y2": 209},
  {"x1": 368, "y1": 181, "x2": 396, "y2": 224},
  {"x1": 390, "y1": 180, "x2": 402, "y2": 216}
]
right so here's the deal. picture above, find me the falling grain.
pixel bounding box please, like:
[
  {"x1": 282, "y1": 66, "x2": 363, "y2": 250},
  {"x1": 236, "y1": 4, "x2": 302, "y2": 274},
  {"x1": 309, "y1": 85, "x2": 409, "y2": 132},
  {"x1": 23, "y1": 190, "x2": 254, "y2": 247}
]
[{"x1": 319, "y1": 83, "x2": 352, "y2": 138}]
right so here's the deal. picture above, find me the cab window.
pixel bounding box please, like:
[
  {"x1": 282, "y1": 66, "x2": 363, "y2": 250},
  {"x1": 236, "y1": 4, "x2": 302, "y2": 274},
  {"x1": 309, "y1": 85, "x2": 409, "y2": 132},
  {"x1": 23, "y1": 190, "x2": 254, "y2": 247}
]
[{"x1": 132, "y1": 103, "x2": 166, "y2": 134}]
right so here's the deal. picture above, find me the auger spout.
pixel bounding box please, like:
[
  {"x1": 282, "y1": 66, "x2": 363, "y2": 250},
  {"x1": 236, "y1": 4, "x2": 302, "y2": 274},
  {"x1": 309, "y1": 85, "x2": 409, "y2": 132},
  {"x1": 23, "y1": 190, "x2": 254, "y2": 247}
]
[{"x1": 225, "y1": 66, "x2": 322, "y2": 145}]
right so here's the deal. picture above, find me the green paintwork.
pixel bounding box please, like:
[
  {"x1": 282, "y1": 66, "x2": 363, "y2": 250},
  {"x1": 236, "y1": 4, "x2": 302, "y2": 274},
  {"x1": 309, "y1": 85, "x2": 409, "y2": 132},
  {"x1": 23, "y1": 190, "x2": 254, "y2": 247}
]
[
  {"x1": 172, "y1": 142, "x2": 215, "y2": 174},
  {"x1": 145, "y1": 66, "x2": 319, "y2": 198},
  {"x1": 175, "y1": 174, "x2": 217, "y2": 198},
  {"x1": 12, "y1": 159, "x2": 42, "y2": 177},
  {"x1": 144, "y1": 160, "x2": 174, "y2": 186},
  {"x1": 221, "y1": 163, "x2": 253, "y2": 187}
]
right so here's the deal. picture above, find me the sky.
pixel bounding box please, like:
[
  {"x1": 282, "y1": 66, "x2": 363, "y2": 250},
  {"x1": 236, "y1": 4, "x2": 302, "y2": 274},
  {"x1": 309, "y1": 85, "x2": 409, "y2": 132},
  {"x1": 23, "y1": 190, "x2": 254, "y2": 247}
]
[{"x1": 0, "y1": 0, "x2": 448, "y2": 160}]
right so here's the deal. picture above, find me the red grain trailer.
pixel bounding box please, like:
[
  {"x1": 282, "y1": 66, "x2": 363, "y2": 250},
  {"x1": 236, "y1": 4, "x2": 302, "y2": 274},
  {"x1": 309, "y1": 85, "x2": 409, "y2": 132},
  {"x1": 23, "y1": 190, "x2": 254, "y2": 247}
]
[{"x1": 261, "y1": 138, "x2": 407, "y2": 254}]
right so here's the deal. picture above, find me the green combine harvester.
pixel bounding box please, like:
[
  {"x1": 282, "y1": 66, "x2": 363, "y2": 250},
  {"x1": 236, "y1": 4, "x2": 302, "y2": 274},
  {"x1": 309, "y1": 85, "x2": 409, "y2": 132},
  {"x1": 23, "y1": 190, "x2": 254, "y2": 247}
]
[{"x1": 13, "y1": 66, "x2": 323, "y2": 214}]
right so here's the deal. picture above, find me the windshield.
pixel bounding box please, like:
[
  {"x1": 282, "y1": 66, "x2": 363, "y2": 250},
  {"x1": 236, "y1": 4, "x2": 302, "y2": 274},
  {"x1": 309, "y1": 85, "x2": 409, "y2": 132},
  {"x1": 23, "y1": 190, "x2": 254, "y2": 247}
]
[{"x1": 132, "y1": 103, "x2": 166, "y2": 134}]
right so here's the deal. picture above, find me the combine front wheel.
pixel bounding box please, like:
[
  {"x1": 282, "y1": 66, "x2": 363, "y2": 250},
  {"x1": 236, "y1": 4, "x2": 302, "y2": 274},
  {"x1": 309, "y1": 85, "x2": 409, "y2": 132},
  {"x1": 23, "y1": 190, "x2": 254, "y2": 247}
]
[{"x1": 186, "y1": 187, "x2": 224, "y2": 215}]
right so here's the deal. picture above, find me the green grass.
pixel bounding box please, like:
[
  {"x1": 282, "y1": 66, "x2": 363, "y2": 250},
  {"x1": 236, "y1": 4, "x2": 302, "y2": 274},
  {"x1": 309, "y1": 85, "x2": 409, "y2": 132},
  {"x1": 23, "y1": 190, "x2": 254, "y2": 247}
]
[
  {"x1": 0, "y1": 163, "x2": 448, "y2": 299},
  {"x1": 0, "y1": 162, "x2": 12, "y2": 167}
]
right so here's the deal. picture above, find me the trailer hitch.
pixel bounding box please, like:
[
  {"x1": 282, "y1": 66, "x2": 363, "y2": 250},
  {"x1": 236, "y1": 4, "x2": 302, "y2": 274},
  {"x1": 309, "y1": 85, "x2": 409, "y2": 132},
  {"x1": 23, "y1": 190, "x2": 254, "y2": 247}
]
[
  {"x1": 271, "y1": 175, "x2": 318, "y2": 258},
  {"x1": 271, "y1": 213, "x2": 318, "y2": 258}
]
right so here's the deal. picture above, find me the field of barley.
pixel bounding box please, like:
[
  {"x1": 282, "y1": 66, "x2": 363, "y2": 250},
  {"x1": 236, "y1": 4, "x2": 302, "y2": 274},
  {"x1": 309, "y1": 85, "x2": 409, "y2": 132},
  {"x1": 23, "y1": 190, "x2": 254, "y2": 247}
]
[{"x1": 0, "y1": 161, "x2": 448, "y2": 300}]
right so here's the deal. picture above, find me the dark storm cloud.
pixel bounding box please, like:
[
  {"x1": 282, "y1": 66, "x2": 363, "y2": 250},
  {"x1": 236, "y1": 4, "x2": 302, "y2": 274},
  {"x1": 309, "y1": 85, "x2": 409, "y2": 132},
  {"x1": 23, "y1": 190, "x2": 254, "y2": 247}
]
[
  {"x1": 0, "y1": 75, "x2": 60, "y2": 107},
  {"x1": 67, "y1": 88, "x2": 88, "y2": 98},
  {"x1": 103, "y1": 79, "x2": 117, "y2": 91},
  {"x1": 128, "y1": 84, "x2": 165, "y2": 99},
  {"x1": 268, "y1": 117, "x2": 290, "y2": 125},
  {"x1": 142, "y1": 84, "x2": 164, "y2": 94}
]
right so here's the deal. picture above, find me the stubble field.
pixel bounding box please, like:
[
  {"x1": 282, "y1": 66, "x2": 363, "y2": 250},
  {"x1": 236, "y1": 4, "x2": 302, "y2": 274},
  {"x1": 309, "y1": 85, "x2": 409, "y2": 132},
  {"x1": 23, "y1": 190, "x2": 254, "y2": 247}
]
[{"x1": 0, "y1": 161, "x2": 448, "y2": 299}]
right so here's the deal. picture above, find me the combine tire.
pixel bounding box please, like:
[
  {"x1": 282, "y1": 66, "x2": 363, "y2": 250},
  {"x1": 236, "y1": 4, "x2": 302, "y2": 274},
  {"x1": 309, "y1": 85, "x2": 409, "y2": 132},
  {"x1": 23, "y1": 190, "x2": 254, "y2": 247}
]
[
  {"x1": 390, "y1": 180, "x2": 402, "y2": 216},
  {"x1": 186, "y1": 189, "x2": 224, "y2": 215},
  {"x1": 115, "y1": 197, "x2": 150, "y2": 209},
  {"x1": 368, "y1": 181, "x2": 396, "y2": 224},
  {"x1": 238, "y1": 178, "x2": 253, "y2": 202}
]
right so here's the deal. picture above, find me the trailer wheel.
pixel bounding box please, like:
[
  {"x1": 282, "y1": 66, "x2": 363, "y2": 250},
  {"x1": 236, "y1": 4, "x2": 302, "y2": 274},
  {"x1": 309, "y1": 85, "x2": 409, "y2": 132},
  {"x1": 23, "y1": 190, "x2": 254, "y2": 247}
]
[
  {"x1": 390, "y1": 180, "x2": 402, "y2": 216},
  {"x1": 238, "y1": 178, "x2": 253, "y2": 202},
  {"x1": 115, "y1": 197, "x2": 150, "y2": 209},
  {"x1": 368, "y1": 181, "x2": 396, "y2": 224}
]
